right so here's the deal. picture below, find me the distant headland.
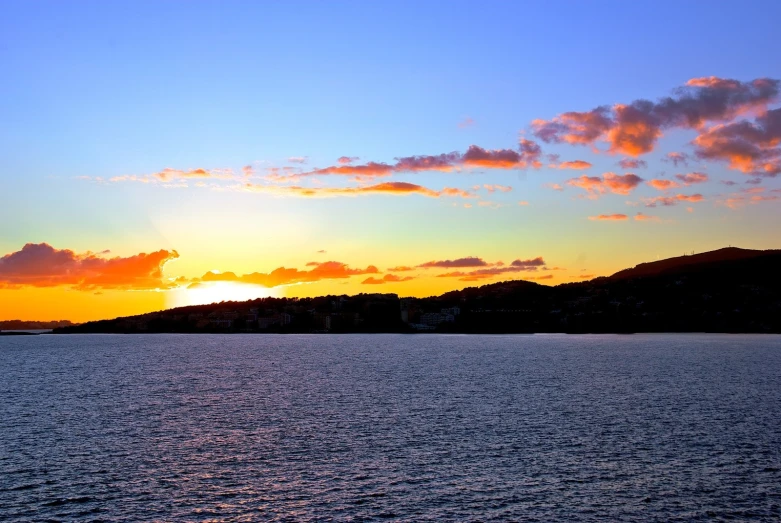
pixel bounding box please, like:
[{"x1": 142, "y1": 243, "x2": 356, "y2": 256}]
[{"x1": 51, "y1": 247, "x2": 781, "y2": 335}]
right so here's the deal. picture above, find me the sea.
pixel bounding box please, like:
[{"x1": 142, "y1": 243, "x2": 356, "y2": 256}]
[{"x1": 1, "y1": 334, "x2": 780, "y2": 522}]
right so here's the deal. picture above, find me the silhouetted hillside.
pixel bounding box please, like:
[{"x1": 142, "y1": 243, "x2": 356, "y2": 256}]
[
  {"x1": 610, "y1": 247, "x2": 779, "y2": 280},
  {"x1": 54, "y1": 247, "x2": 781, "y2": 334}
]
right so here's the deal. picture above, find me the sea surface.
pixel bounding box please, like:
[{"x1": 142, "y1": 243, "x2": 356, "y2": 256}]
[{"x1": 1, "y1": 334, "x2": 780, "y2": 522}]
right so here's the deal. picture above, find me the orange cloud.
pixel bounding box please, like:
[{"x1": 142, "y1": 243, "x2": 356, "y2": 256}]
[
  {"x1": 532, "y1": 77, "x2": 779, "y2": 156},
  {"x1": 361, "y1": 274, "x2": 415, "y2": 285},
  {"x1": 387, "y1": 265, "x2": 414, "y2": 272},
  {"x1": 589, "y1": 214, "x2": 628, "y2": 221},
  {"x1": 557, "y1": 160, "x2": 593, "y2": 170},
  {"x1": 297, "y1": 141, "x2": 544, "y2": 180},
  {"x1": 461, "y1": 145, "x2": 532, "y2": 169},
  {"x1": 643, "y1": 193, "x2": 704, "y2": 207},
  {"x1": 483, "y1": 184, "x2": 513, "y2": 193},
  {"x1": 634, "y1": 212, "x2": 661, "y2": 222},
  {"x1": 608, "y1": 102, "x2": 663, "y2": 156},
  {"x1": 242, "y1": 181, "x2": 476, "y2": 199},
  {"x1": 0, "y1": 243, "x2": 178, "y2": 290},
  {"x1": 567, "y1": 173, "x2": 644, "y2": 196},
  {"x1": 531, "y1": 106, "x2": 613, "y2": 145},
  {"x1": 199, "y1": 261, "x2": 379, "y2": 288},
  {"x1": 693, "y1": 107, "x2": 781, "y2": 177},
  {"x1": 647, "y1": 179, "x2": 681, "y2": 191},
  {"x1": 303, "y1": 162, "x2": 396, "y2": 178}
]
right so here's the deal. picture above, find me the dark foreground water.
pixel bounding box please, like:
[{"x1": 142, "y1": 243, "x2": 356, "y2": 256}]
[{"x1": 1, "y1": 334, "x2": 780, "y2": 522}]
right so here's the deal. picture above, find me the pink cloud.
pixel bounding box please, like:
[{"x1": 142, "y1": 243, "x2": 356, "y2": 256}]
[
  {"x1": 693, "y1": 107, "x2": 781, "y2": 177},
  {"x1": 532, "y1": 77, "x2": 779, "y2": 156},
  {"x1": 556, "y1": 160, "x2": 593, "y2": 170},
  {"x1": 647, "y1": 179, "x2": 681, "y2": 191},
  {"x1": 675, "y1": 172, "x2": 709, "y2": 185},
  {"x1": 567, "y1": 173, "x2": 644, "y2": 196},
  {"x1": 588, "y1": 214, "x2": 629, "y2": 221}
]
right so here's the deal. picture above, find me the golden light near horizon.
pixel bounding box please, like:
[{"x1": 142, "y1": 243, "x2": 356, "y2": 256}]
[{"x1": 167, "y1": 281, "x2": 279, "y2": 309}]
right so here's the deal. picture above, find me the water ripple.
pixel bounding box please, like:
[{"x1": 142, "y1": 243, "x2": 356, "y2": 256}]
[{"x1": 1, "y1": 333, "x2": 780, "y2": 521}]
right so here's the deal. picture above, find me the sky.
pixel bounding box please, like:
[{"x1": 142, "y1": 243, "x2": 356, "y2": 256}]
[{"x1": 2, "y1": 1, "x2": 781, "y2": 322}]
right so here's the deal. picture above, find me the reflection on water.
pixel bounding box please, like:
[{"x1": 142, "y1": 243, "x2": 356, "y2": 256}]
[{"x1": 1, "y1": 334, "x2": 780, "y2": 521}]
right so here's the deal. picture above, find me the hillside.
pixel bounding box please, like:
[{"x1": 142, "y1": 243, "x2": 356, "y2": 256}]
[
  {"x1": 609, "y1": 247, "x2": 780, "y2": 280},
  {"x1": 54, "y1": 247, "x2": 781, "y2": 334}
]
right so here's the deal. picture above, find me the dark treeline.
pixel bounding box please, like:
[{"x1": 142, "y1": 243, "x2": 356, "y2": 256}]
[{"x1": 55, "y1": 248, "x2": 781, "y2": 334}]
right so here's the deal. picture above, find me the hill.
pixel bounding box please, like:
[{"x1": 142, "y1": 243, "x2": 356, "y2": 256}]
[
  {"x1": 54, "y1": 247, "x2": 781, "y2": 334},
  {"x1": 610, "y1": 247, "x2": 780, "y2": 280}
]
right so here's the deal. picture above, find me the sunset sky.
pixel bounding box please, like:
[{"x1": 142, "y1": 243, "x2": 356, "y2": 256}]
[{"x1": 2, "y1": 1, "x2": 781, "y2": 322}]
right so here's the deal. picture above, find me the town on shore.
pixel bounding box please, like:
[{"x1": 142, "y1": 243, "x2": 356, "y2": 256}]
[{"x1": 50, "y1": 247, "x2": 781, "y2": 335}]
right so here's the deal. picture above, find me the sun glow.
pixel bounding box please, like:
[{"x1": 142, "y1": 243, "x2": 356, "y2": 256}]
[{"x1": 167, "y1": 281, "x2": 278, "y2": 308}]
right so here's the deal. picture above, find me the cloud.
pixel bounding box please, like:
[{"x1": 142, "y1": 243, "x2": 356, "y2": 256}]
[
  {"x1": 642, "y1": 193, "x2": 704, "y2": 207},
  {"x1": 693, "y1": 107, "x2": 781, "y2": 177},
  {"x1": 532, "y1": 77, "x2": 779, "y2": 156},
  {"x1": 297, "y1": 140, "x2": 544, "y2": 180},
  {"x1": 518, "y1": 200, "x2": 529, "y2": 206},
  {"x1": 0, "y1": 243, "x2": 178, "y2": 290},
  {"x1": 419, "y1": 257, "x2": 489, "y2": 268},
  {"x1": 300, "y1": 162, "x2": 396, "y2": 179},
  {"x1": 674, "y1": 172, "x2": 709, "y2": 185},
  {"x1": 387, "y1": 265, "x2": 414, "y2": 272},
  {"x1": 462, "y1": 144, "x2": 535, "y2": 169},
  {"x1": 199, "y1": 261, "x2": 379, "y2": 288},
  {"x1": 545, "y1": 183, "x2": 564, "y2": 191},
  {"x1": 242, "y1": 165, "x2": 255, "y2": 177},
  {"x1": 413, "y1": 257, "x2": 550, "y2": 280},
  {"x1": 634, "y1": 212, "x2": 661, "y2": 222},
  {"x1": 532, "y1": 106, "x2": 613, "y2": 146},
  {"x1": 435, "y1": 258, "x2": 547, "y2": 281},
  {"x1": 556, "y1": 160, "x2": 593, "y2": 170},
  {"x1": 647, "y1": 179, "x2": 681, "y2": 191},
  {"x1": 618, "y1": 159, "x2": 648, "y2": 169},
  {"x1": 337, "y1": 156, "x2": 359, "y2": 164},
  {"x1": 663, "y1": 152, "x2": 690, "y2": 167},
  {"x1": 242, "y1": 181, "x2": 476, "y2": 199},
  {"x1": 288, "y1": 156, "x2": 308, "y2": 164},
  {"x1": 567, "y1": 172, "x2": 644, "y2": 196},
  {"x1": 511, "y1": 257, "x2": 546, "y2": 267},
  {"x1": 589, "y1": 214, "x2": 629, "y2": 221},
  {"x1": 483, "y1": 184, "x2": 513, "y2": 193},
  {"x1": 361, "y1": 274, "x2": 415, "y2": 285},
  {"x1": 107, "y1": 167, "x2": 238, "y2": 184},
  {"x1": 458, "y1": 117, "x2": 475, "y2": 128}
]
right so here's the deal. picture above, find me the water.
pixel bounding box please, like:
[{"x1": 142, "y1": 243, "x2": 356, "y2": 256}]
[{"x1": 1, "y1": 334, "x2": 780, "y2": 522}]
